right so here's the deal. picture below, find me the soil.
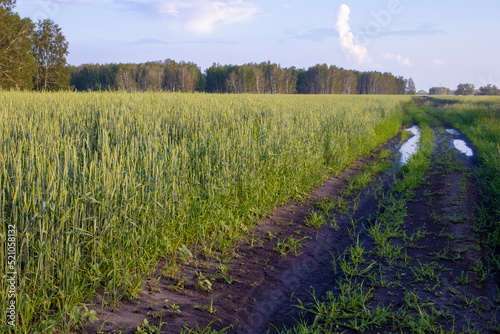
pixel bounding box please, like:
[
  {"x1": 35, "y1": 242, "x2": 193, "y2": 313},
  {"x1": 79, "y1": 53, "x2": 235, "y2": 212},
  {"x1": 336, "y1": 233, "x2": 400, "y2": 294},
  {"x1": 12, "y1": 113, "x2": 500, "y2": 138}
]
[{"x1": 83, "y1": 102, "x2": 499, "y2": 333}]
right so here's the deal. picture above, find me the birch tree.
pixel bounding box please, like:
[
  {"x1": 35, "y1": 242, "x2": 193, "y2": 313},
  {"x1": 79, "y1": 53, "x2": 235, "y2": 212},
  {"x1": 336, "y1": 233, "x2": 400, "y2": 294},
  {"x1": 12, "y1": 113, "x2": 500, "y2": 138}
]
[
  {"x1": 32, "y1": 19, "x2": 69, "y2": 91},
  {"x1": 0, "y1": 2, "x2": 35, "y2": 90}
]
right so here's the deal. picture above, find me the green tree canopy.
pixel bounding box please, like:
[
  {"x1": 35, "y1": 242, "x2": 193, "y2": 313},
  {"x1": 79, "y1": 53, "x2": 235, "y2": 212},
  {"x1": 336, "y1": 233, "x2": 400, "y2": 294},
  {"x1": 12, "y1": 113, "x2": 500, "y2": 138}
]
[
  {"x1": 478, "y1": 84, "x2": 500, "y2": 96},
  {"x1": 32, "y1": 19, "x2": 70, "y2": 91},
  {"x1": 429, "y1": 87, "x2": 451, "y2": 95},
  {"x1": 0, "y1": 0, "x2": 16, "y2": 10},
  {"x1": 0, "y1": 3, "x2": 36, "y2": 90},
  {"x1": 455, "y1": 83, "x2": 475, "y2": 95},
  {"x1": 406, "y1": 78, "x2": 416, "y2": 95}
]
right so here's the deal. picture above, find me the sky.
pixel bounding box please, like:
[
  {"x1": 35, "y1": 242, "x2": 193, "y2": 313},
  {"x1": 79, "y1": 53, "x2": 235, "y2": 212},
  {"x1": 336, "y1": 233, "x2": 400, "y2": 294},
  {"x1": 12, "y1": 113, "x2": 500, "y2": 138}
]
[{"x1": 16, "y1": 0, "x2": 500, "y2": 91}]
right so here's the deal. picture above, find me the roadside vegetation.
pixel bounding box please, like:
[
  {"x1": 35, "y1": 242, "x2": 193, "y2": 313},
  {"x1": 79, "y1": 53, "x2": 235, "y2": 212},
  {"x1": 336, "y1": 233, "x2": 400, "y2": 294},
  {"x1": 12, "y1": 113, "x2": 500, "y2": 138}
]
[{"x1": 0, "y1": 92, "x2": 408, "y2": 332}]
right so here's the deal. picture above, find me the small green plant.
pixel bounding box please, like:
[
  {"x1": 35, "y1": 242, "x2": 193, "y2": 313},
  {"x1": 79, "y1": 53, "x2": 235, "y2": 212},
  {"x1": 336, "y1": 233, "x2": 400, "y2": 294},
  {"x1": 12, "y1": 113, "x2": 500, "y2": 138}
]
[
  {"x1": 458, "y1": 293, "x2": 485, "y2": 307},
  {"x1": 315, "y1": 197, "x2": 337, "y2": 216},
  {"x1": 430, "y1": 248, "x2": 461, "y2": 261},
  {"x1": 149, "y1": 308, "x2": 165, "y2": 319},
  {"x1": 267, "y1": 231, "x2": 277, "y2": 240},
  {"x1": 215, "y1": 261, "x2": 235, "y2": 284},
  {"x1": 403, "y1": 291, "x2": 421, "y2": 310},
  {"x1": 207, "y1": 298, "x2": 217, "y2": 315},
  {"x1": 404, "y1": 225, "x2": 429, "y2": 246},
  {"x1": 167, "y1": 279, "x2": 186, "y2": 292},
  {"x1": 273, "y1": 237, "x2": 309, "y2": 256},
  {"x1": 170, "y1": 304, "x2": 181, "y2": 316},
  {"x1": 149, "y1": 300, "x2": 158, "y2": 310},
  {"x1": 352, "y1": 195, "x2": 360, "y2": 213},
  {"x1": 70, "y1": 305, "x2": 99, "y2": 330},
  {"x1": 471, "y1": 259, "x2": 488, "y2": 282},
  {"x1": 305, "y1": 211, "x2": 327, "y2": 229},
  {"x1": 330, "y1": 215, "x2": 339, "y2": 231},
  {"x1": 347, "y1": 217, "x2": 358, "y2": 240},
  {"x1": 195, "y1": 271, "x2": 212, "y2": 292},
  {"x1": 247, "y1": 232, "x2": 259, "y2": 248},
  {"x1": 410, "y1": 261, "x2": 441, "y2": 283},
  {"x1": 81, "y1": 305, "x2": 99, "y2": 324},
  {"x1": 336, "y1": 197, "x2": 349, "y2": 214},
  {"x1": 136, "y1": 318, "x2": 164, "y2": 334},
  {"x1": 455, "y1": 271, "x2": 470, "y2": 285},
  {"x1": 147, "y1": 276, "x2": 162, "y2": 294},
  {"x1": 338, "y1": 257, "x2": 376, "y2": 278}
]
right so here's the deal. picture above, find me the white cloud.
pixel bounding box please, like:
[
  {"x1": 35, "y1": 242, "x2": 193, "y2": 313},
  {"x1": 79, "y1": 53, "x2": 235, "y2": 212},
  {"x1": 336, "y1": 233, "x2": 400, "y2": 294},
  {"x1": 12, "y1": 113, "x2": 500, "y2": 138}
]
[
  {"x1": 158, "y1": 0, "x2": 261, "y2": 35},
  {"x1": 382, "y1": 52, "x2": 412, "y2": 66},
  {"x1": 431, "y1": 59, "x2": 445, "y2": 67},
  {"x1": 334, "y1": 4, "x2": 371, "y2": 64}
]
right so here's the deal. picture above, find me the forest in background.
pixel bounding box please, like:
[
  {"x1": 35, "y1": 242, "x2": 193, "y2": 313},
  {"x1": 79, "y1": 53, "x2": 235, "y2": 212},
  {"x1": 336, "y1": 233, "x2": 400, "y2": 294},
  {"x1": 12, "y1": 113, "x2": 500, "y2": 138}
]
[{"x1": 69, "y1": 60, "x2": 417, "y2": 95}]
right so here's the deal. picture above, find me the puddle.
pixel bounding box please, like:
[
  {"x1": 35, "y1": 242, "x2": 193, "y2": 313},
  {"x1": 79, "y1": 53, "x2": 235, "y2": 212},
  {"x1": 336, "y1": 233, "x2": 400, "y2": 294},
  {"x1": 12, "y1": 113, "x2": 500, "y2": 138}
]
[
  {"x1": 445, "y1": 128, "x2": 474, "y2": 156},
  {"x1": 400, "y1": 125, "x2": 420, "y2": 165},
  {"x1": 446, "y1": 129, "x2": 460, "y2": 135},
  {"x1": 453, "y1": 139, "x2": 474, "y2": 156}
]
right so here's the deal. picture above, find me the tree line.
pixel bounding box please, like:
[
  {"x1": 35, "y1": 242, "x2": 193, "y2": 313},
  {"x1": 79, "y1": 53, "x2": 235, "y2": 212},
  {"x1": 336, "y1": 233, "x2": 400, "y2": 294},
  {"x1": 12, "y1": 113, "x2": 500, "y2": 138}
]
[
  {"x1": 428, "y1": 83, "x2": 500, "y2": 96},
  {"x1": 0, "y1": 0, "x2": 69, "y2": 91},
  {"x1": 70, "y1": 60, "x2": 417, "y2": 95}
]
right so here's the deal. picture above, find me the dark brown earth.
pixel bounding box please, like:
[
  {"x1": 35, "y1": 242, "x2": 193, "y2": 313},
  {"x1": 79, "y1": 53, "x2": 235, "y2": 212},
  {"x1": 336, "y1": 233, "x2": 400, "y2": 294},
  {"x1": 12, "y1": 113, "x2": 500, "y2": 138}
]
[{"x1": 83, "y1": 103, "x2": 499, "y2": 333}]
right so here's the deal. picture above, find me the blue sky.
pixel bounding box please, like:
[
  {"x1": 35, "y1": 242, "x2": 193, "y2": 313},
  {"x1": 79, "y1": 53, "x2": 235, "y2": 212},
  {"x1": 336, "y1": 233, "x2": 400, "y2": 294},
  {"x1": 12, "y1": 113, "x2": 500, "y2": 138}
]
[{"x1": 16, "y1": 0, "x2": 500, "y2": 91}]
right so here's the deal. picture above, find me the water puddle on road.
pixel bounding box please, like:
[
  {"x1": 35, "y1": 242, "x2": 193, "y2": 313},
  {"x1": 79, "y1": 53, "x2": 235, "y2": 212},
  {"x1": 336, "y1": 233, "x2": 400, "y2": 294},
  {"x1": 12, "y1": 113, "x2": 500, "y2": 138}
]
[
  {"x1": 446, "y1": 129, "x2": 460, "y2": 135},
  {"x1": 400, "y1": 125, "x2": 420, "y2": 165},
  {"x1": 445, "y1": 128, "x2": 474, "y2": 156},
  {"x1": 453, "y1": 140, "x2": 474, "y2": 156}
]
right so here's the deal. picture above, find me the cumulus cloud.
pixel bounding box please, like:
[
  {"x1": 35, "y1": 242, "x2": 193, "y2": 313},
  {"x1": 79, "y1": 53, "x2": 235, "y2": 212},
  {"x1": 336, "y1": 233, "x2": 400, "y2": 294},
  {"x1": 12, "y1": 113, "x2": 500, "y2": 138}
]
[
  {"x1": 431, "y1": 59, "x2": 445, "y2": 67},
  {"x1": 334, "y1": 4, "x2": 371, "y2": 64},
  {"x1": 382, "y1": 53, "x2": 412, "y2": 66},
  {"x1": 157, "y1": 0, "x2": 261, "y2": 34}
]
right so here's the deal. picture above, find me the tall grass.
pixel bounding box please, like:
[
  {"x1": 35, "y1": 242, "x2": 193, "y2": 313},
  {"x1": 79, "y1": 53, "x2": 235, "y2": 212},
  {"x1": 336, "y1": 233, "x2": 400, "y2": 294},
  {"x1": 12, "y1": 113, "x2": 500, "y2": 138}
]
[{"x1": 0, "y1": 92, "x2": 408, "y2": 332}]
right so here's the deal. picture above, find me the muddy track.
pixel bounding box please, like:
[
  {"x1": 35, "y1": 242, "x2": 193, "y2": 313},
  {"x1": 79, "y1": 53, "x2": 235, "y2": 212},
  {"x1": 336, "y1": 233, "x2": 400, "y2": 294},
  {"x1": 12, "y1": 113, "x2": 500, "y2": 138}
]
[
  {"x1": 84, "y1": 106, "x2": 499, "y2": 333},
  {"x1": 358, "y1": 120, "x2": 496, "y2": 333}
]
